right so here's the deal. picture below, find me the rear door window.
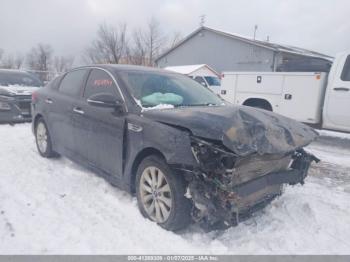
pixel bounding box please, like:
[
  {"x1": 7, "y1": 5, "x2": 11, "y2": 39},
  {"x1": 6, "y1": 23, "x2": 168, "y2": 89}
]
[
  {"x1": 84, "y1": 69, "x2": 121, "y2": 99},
  {"x1": 59, "y1": 69, "x2": 87, "y2": 96},
  {"x1": 341, "y1": 55, "x2": 350, "y2": 81}
]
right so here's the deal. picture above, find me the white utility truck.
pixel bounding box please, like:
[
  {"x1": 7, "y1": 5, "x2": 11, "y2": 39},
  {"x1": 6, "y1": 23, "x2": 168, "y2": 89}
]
[{"x1": 220, "y1": 51, "x2": 350, "y2": 133}]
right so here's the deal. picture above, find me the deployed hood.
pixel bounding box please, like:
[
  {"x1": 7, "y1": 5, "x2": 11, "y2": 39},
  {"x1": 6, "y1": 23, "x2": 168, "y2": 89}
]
[
  {"x1": 0, "y1": 85, "x2": 39, "y2": 96},
  {"x1": 142, "y1": 105, "x2": 318, "y2": 156}
]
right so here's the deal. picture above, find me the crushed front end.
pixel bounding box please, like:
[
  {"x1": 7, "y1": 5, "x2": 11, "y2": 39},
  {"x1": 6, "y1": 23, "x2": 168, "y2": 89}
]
[{"x1": 182, "y1": 137, "x2": 319, "y2": 229}]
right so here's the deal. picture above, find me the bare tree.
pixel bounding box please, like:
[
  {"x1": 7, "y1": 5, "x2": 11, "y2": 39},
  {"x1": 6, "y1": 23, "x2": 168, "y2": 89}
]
[
  {"x1": 53, "y1": 55, "x2": 74, "y2": 74},
  {"x1": 0, "y1": 53, "x2": 24, "y2": 69},
  {"x1": 126, "y1": 29, "x2": 147, "y2": 65},
  {"x1": 0, "y1": 54, "x2": 15, "y2": 69},
  {"x1": 143, "y1": 17, "x2": 166, "y2": 66},
  {"x1": 14, "y1": 53, "x2": 25, "y2": 69},
  {"x1": 27, "y1": 43, "x2": 53, "y2": 71},
  {"x1": 84, "y1": 23, "x2": 127, "y2": 64},
  {"x1": 168, "y1": 31, "x2": 182, "y2": 48},
  {"x1": 26, "y1": 43, "x2": 53, "y2": 81}
]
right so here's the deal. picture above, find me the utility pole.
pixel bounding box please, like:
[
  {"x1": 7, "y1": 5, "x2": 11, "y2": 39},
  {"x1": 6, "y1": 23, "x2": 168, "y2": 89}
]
[
  {"x1": 199, "y1": 15, "x2": 206, "y2": 27},
  {"x1": 253, "y1": 24, "x2": 258, "y2": 40}
]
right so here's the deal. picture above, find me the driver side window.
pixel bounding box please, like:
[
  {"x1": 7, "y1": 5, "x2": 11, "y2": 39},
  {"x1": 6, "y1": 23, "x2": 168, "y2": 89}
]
[
  {"x1": 341, "y1": 55, "x2": 350, "y2": 81},
  {"x1": 84, "y1": 69, "x2": 121, "y2": 99}
]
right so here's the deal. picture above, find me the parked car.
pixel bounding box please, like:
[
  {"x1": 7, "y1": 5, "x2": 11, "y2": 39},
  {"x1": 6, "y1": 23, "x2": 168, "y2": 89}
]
[
  {"x1": 31, "y1": 65, "x2": 319, "y2": 231},
  {"x1": 220, "y1": 50, "x2": 350, "y2": 133},
  {"x1": 0, "y1": 69, "x2": 43, "y2": 123}
]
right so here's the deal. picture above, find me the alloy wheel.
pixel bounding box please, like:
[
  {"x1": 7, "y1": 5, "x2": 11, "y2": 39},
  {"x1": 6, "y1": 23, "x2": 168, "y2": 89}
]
[
  {"x1": 139, "y1": 166, "x2": 173, "y2": 223},
  {"x1": 36, "y1": 122, "x2": 48, "y2": 153}
]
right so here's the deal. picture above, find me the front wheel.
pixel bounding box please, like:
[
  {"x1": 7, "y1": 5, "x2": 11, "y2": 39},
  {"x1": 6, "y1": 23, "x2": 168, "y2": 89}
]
[
  {"x1": 136, "y1": 155, "x2": 192, "y2": 231},
  {"x1": 35, "y1": 118, "x2": 59, "y2": 158}
]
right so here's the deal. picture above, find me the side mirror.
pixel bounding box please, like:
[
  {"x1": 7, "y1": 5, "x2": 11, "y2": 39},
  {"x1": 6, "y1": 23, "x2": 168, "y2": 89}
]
[{"x1": 87, "y1": 93, "x2": 123, "y2": 109}]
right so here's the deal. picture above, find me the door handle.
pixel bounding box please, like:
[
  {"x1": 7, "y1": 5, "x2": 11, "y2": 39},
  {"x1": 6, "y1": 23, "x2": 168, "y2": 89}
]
[
  {"x1": 73, "y1": 107, "x2": 84, "y2": 115},
  {"x1": 45, "y1": 98, "x2": 53, "y2": 104},
  {"x1": 334, "y1": 87, "x2": 349, "y2": 92}
]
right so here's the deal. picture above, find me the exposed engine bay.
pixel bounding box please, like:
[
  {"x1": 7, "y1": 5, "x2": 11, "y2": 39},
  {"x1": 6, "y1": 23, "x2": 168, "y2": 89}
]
[{"x1": 183, "y1": 136, "x2": 320, "y2": 229}]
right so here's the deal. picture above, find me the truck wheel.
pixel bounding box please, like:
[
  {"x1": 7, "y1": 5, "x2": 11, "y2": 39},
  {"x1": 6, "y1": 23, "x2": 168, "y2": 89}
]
[
  {"x1": 136, "y1": 155, "x2": 192, "y2": 231},
  {"x1": 35, "y1": 118, "x2": 59, "y2": 158}
]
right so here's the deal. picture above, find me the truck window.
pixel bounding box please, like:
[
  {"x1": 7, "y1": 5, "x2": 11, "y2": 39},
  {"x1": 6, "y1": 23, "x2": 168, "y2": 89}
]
[
  {"x1": 204, "y1": 76, "x2": 221, "y2": 86},
  {"x1": 194, "y1": 76, "x2": 207, "y2": 87},
  {"x1": 341, "y1": 55, "x2": 350, "y2": 81}
]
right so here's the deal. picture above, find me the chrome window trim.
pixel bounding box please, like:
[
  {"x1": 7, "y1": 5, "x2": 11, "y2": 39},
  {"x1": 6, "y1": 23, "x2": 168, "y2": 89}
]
[{"x1": 83, "y1": 66, "x2": 128, "y2": 113}]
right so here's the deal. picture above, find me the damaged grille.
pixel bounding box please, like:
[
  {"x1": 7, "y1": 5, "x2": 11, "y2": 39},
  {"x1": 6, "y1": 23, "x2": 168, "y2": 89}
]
[
  {"x1": 15, "y1": 95, "x2": 32, "y2": 114},
  {"x1": 231, "y1": 154, "x2": 292, "y2": 186},
  {"x1": 187, "y1": 136, "x2": 317, "y2": 228}
]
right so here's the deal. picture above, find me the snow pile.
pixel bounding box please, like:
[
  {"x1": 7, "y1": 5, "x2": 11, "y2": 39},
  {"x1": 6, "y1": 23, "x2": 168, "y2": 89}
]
[
  {"x1": 134, "y1": 98, "x2": 175, "y2": 112},
  {"x1": 1, "y1": 124, "x2": 350, "y2": 254},
  {"x1": 141, "y1": 104, "x2": 175, "y2": 112},
  {"x1": 307, "y1": 143, "x2": 350, "y2": 168}
]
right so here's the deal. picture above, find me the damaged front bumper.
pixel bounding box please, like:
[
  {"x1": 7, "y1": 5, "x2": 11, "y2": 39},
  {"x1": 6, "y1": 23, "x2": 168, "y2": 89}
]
[
  {"x1": 176, "y1": 137, "x2": 319, "y2": 229},
  {"x1": 0, "y1": 94, "x2": 32, "y2": 123}
]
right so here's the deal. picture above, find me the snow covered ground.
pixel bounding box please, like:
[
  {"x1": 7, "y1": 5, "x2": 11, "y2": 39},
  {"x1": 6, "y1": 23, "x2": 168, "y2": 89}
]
[{"x1": 1, "y1": 123, "x2": 350, "y2": 254}]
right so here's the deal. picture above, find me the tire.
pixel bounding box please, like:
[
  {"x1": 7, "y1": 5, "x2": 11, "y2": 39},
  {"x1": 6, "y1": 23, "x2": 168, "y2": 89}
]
[
  {"x1": 136, "y1": 155, "x2": 192, "y2": 231},
  {"x1": 35, "y1": 118, "x2": 59, "y2": 158}
]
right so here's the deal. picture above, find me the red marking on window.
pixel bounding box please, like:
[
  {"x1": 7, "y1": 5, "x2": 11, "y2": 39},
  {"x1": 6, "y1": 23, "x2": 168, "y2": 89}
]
[{"x1": 93, "y1": 79, "x2": 113, "y2": 86}]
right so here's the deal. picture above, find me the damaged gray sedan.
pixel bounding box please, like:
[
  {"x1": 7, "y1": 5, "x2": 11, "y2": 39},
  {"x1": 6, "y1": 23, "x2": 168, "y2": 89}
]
[
  {"x1": 0, "y1": 69, "x2": 42, "y2": 123},
  {"x1": 31, "y1": 65, "x2": 319, "y2": 231}
]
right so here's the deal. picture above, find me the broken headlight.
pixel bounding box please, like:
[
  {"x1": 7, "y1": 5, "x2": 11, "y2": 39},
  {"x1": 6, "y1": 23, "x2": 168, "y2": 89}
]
[{"x1": 190, "y1": 136, "x2": 237, "y2": 173}]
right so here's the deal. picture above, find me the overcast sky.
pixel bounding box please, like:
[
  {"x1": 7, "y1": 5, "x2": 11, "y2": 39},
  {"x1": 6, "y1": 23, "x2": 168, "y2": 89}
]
[{"x1": 0, "y1": 0, "x2": 349, "y2": 64}]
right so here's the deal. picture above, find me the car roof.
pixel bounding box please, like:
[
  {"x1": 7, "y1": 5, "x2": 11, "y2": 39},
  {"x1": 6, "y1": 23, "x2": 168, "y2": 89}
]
[
  {"x1": 75, "y1": 64, "x2": 175, "y2": 74},
  {"x1": 0, "y1": 69, "x2": 33, "y2": 74}
]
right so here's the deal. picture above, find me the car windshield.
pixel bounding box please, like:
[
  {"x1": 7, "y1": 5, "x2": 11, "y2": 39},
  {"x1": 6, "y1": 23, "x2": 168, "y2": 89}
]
[
  {"x1": 0, "y1": 71, "x2": 43, "y2": 87},
  {"x1": 118, "y1": 71, "x2": 224, "y2": 108},
  {"x1": 204, "y1": 76, "x2": 221, "y2": 86}
]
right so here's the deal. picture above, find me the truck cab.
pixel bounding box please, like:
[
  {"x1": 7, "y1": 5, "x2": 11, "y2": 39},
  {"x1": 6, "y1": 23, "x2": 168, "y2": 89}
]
[
  {"x1": 192, "y1": 75, "x2": 221, "y2": 95},
  {"x1": 322, "y1": 51, "x2": 350, "y2": 132},
  {"x1": 164, "y1": 64, "x2": 221, "y2": 95}
]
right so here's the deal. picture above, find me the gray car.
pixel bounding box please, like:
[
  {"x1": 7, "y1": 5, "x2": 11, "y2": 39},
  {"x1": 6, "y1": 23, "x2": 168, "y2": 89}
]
[
  {"x1": 31, "y1": 65, "x2": 319, "y2": 231},
  {"x1": 0, "y1": 69, "x2": 43, "y2": 123}
]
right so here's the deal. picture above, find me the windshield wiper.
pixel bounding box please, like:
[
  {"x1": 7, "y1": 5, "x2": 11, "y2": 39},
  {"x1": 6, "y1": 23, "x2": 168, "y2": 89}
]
[{"x1": 175, "y1": 103, "x2": 219, "y2": 107}]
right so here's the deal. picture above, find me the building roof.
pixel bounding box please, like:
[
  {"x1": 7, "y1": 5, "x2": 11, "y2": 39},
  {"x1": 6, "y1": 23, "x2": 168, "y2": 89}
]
[
  {"x1": 164, "y1": 64, "x2": 219, "y2": 76},
  {"x1": 156, "y1": 26, "x2": 334, "y2": 62}
]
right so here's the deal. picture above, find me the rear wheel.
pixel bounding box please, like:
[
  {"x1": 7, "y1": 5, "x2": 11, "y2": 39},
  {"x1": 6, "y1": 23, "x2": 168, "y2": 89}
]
[
  {"x1": 136, "y1": 155, "x2": 192, "y2": 231},
  {"x1": 35, "y1": 118, "x2": 59, "y2": 158}
]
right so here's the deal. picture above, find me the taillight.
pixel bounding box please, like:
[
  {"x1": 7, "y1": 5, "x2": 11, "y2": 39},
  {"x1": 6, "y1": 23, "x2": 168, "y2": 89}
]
[{"x1": 32, "y1": 91, "x2": 38, "y2": 103}]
